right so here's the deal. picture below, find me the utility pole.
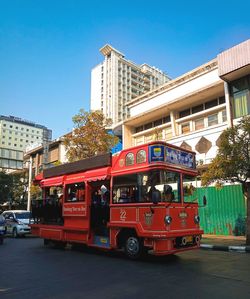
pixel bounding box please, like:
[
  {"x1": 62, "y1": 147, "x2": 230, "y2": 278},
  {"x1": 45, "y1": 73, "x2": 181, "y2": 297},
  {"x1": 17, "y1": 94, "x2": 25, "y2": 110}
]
[
  {"x1": 27, "y1": 156, "x2": 32, "y2": 211},
  {"x1": 43, "y1": 129, "x2": 51, "y2": 170}
]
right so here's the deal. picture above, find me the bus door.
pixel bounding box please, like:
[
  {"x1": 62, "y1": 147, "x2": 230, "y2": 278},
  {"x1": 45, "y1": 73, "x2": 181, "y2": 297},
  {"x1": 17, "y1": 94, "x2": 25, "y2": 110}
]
[{"x1": 89, "y1": 179, "x2": 110, "y2": 238}]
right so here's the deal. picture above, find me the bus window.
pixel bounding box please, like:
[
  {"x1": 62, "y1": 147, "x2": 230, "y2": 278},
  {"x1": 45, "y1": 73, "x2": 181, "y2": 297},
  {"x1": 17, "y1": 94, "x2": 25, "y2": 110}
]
[
  {"x1": 113, "y1": 174, "x2": 137, "y2": 204},
  {"x1": 137, "y1": 170, "x2": 181, "y2": 203},
  {"x1": 182, "y1": 174, "x2": 198, "y2": 203},
  {"x1": 44, "y1": 187, "x2": 63, "y2": 202},
  {"x1": 112, "y1": 170, "x2": 181, "y2": 203},
  {"x1": 65, "y1": 182, "x2": 85, "y2": 202}
]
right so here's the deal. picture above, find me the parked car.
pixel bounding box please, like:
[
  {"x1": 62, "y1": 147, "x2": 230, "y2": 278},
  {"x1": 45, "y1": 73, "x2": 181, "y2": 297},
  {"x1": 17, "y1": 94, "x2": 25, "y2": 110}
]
[
  {"x1": 1, "y1": 210, "x2": 32, "y2": 238},
  {"x1": 0, "y1": 214, "x2": 6, "y2": 244}
]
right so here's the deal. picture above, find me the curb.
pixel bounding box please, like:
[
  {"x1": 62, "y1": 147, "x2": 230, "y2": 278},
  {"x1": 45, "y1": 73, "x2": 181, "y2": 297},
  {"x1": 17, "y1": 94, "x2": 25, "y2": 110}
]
[{"x1": 201, "y1": 244, "x2": 250, "y2": 253}]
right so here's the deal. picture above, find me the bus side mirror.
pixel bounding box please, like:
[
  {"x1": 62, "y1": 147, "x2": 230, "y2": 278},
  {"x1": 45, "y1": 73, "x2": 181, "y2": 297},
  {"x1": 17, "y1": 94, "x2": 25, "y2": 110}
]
[
  {"x1": 203, "y1": 195, "x2": 207, "y2": 206},
  {"x1": 152, "y1": 191, "x2": 160, "y2": 205}
]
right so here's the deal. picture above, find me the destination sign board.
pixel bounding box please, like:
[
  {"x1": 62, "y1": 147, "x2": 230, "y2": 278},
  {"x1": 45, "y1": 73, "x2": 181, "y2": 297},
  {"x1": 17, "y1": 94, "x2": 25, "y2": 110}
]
[{"x1": 149, "y1": 144, "x2": 195, "y2": 169}]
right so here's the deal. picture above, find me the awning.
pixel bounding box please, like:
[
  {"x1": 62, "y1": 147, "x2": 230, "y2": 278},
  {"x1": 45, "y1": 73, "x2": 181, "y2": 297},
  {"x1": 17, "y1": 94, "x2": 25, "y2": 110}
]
[
  {"x1": 40, "y1": 176, "x2": 64, "y2": 187},
  {"x1": 85, "y1": 167, "x2": 111, "y2": 182},
  {"x1": 65, "y1": 172, "x2": 85, "y2": 184},
  {"x1": 33, "y1": 172, "x2": 43, "y2": 185}
]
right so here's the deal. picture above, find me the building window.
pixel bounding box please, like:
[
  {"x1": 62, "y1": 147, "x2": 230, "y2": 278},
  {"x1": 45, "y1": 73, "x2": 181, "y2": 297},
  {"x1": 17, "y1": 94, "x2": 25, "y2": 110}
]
[
  {"x1": 144, "y1": 122, "x2": 153, "y2": 130},
  {"x1": 153, "y1": 119, "x2": 162, "y2": 127},
  {"x1": 222, "y1": 110, "x2": 227, "y2": 122},
  {"x1": 231, "y1": 76, "x2": 250, "y2": 118},
  {"x1": 205, "y1": 99, "x2": 218, "y2": 109},
  {"x1": 145, "y1": 134, "x2": 153, "y2": 143},
  {"x1": 219, "y1": 96, "x2": 225, "y2": 104},
  {"x1": 135, "y1": 126, "x2": 143, "y2": 133},
  {"x1": 134, "y1": 136, "x2": 144, "y2": 146},
  {"x1": 208, "y1": 113, "x2": 218, "y2": 126},
  {"x1": 163, "y1": 115, "x2": 171, "y2": 123},
  {"x1": 179, "y1": 109, "x2": 190, "y2": 118},
  {"x1": 192, "y1": 104, "x2": 203, "y2": 114},
  {"x1": 181, "y1": 123, "x2": 190, "y2": 134},
  {"x1": 233, "y1": 91, "x2": 250, "y2": 118},
  {"x1": 194, "y1": 118, "x2": 204, "y2": 130},
  {"x1": 164, "y1": 127, "x2": 172, "y2": 140}
]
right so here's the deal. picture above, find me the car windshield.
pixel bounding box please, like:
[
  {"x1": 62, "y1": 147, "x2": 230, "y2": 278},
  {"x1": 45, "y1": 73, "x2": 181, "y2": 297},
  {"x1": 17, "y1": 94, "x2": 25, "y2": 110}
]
[{"x1": 15, "y1": 212, "x2": 31, "y2": 219}]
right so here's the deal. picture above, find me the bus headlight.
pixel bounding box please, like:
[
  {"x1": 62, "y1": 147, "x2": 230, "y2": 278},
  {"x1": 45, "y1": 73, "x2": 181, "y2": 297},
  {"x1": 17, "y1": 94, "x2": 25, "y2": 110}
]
[
  {"x1": 164, "y1": 215, "x2": 172, "y2": 225},
  {"x1": 194, "y1": 215, "x2": 200, "y2": 224}
]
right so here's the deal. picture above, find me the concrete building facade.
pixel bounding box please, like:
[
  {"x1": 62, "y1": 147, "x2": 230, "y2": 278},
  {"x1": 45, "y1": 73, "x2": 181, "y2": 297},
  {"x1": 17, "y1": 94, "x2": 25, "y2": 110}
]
[
  {"x1": 90, "y1": 44, "x2": 170, "y2": 126},
  {"x1": 123, "y1": 39, "x2": 250, "y2": 168},
  {"x1": 23, "y1": 138, "x2": 67, "y2": 178},
  {"x1": 0, "y1": 115, "x2": 52, "y2": 172}
]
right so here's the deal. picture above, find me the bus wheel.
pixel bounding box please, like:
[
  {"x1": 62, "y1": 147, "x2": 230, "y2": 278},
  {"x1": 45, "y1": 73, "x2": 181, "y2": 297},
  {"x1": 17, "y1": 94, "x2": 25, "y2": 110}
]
[{"x1": 124, "y1": 235, "x2": 143, "y2": 259}]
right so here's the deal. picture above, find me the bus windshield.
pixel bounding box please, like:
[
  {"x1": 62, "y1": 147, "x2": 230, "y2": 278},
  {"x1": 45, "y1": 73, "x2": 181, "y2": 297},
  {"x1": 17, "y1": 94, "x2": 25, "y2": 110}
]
[{"x1": 112, "y1": 169, "x2": 181, "y2": 204}]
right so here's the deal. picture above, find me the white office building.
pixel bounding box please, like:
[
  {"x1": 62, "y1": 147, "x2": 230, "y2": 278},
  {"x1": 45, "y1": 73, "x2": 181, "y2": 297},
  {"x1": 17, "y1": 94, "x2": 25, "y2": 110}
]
[
  {"x1": 90, "y1": 44, "x2": 170, "y2": 126},
  {"x1": 123, "y1": 39, "x2": 250, "y2": 168},
  {"x1": 0, "y1": 115, "x2": 52, "y2": 172}
]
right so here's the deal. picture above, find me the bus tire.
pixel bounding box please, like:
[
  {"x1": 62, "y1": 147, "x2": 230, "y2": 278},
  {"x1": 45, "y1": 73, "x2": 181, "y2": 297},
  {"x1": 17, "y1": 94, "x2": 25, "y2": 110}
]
[{"x1": 124, "y1": 234, "x2": 144, "y2": 260}]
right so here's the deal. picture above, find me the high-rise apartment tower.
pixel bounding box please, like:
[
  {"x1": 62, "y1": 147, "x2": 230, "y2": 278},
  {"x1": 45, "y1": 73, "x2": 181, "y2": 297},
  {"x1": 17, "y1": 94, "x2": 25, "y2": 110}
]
[{"x1": 90, "y1": 44, "x2": 170, "y2": 126}]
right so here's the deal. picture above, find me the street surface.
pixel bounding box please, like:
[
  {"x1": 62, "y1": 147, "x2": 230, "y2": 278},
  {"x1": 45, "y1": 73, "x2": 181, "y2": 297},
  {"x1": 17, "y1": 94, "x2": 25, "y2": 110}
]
[{"x1": 0, "y1": 237, "x2": 250, "y2": 299}]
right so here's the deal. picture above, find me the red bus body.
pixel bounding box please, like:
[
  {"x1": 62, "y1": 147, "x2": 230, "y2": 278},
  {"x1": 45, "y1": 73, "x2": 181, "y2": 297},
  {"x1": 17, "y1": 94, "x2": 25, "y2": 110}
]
[{"x1": 31, "y1": 142, "x2": 203, "y2": 258}]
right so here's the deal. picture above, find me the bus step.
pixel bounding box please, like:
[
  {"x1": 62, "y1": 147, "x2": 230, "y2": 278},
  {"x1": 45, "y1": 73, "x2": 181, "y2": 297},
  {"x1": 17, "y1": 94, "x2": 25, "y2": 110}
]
[{"x1": 93, "y1": 235, "x2": 110, "y2": 248}]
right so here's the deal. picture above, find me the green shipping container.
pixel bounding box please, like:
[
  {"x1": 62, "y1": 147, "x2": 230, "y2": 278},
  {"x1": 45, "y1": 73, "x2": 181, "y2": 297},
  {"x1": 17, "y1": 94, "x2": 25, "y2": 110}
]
[{"x1": 198, "y1": 185, "x2": 246, "y2": 236}]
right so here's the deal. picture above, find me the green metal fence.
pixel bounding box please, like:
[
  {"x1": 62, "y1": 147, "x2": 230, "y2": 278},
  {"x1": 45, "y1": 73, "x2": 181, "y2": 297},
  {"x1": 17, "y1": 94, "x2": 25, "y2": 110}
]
[{"x1": 198, "y1": 185, "x2": 246, "y2": 236}]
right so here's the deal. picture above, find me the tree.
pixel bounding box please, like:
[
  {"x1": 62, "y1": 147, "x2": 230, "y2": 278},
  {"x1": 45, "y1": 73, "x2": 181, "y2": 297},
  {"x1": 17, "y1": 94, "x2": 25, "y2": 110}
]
[
  {"x1": 30, "y1": 184, "x2": 42, "y2": 200},
  {"x1": 201, "y1": 116, "x2": 250, "y2": 245},
  {"x1": 63, "y1": 109, "x2": 119, "y2": 162},
  {"x1": 9, "y1": 170, "x2": 29, "y2": 208},
  {"x1": 0, "y1": 171, "x2": 12, "y2": 204}
]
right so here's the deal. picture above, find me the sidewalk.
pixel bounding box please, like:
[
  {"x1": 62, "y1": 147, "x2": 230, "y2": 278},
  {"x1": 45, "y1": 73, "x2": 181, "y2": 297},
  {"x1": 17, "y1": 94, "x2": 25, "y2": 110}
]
[{"x1": 201, "y1": 234, "x2": 250, "y2": 253}]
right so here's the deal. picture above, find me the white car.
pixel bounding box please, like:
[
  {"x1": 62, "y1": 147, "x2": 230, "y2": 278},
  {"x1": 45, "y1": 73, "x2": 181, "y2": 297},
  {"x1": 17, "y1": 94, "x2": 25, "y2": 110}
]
[{"x1": 1, "y1": 210, "x2": 32, "y2": 238}]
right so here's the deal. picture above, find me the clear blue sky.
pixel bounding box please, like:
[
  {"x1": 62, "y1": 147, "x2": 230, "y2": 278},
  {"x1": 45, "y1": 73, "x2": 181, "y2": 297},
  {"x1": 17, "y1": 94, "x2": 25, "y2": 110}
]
[{"x1": 1, "y1": 0, "x2": 249, "y2": 139}]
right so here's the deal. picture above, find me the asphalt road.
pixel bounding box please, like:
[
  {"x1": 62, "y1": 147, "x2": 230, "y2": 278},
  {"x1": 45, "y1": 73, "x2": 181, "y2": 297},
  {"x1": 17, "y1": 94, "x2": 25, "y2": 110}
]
[{"x1": 0, "y1": 237, "x2": 250, "y2": 299}]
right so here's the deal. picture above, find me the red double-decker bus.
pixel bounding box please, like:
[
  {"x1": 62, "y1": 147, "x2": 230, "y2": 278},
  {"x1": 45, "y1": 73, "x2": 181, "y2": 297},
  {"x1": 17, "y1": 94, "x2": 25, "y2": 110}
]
[{"x1": 31, "y1": 141, "x2": 205, "y2": 259}]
